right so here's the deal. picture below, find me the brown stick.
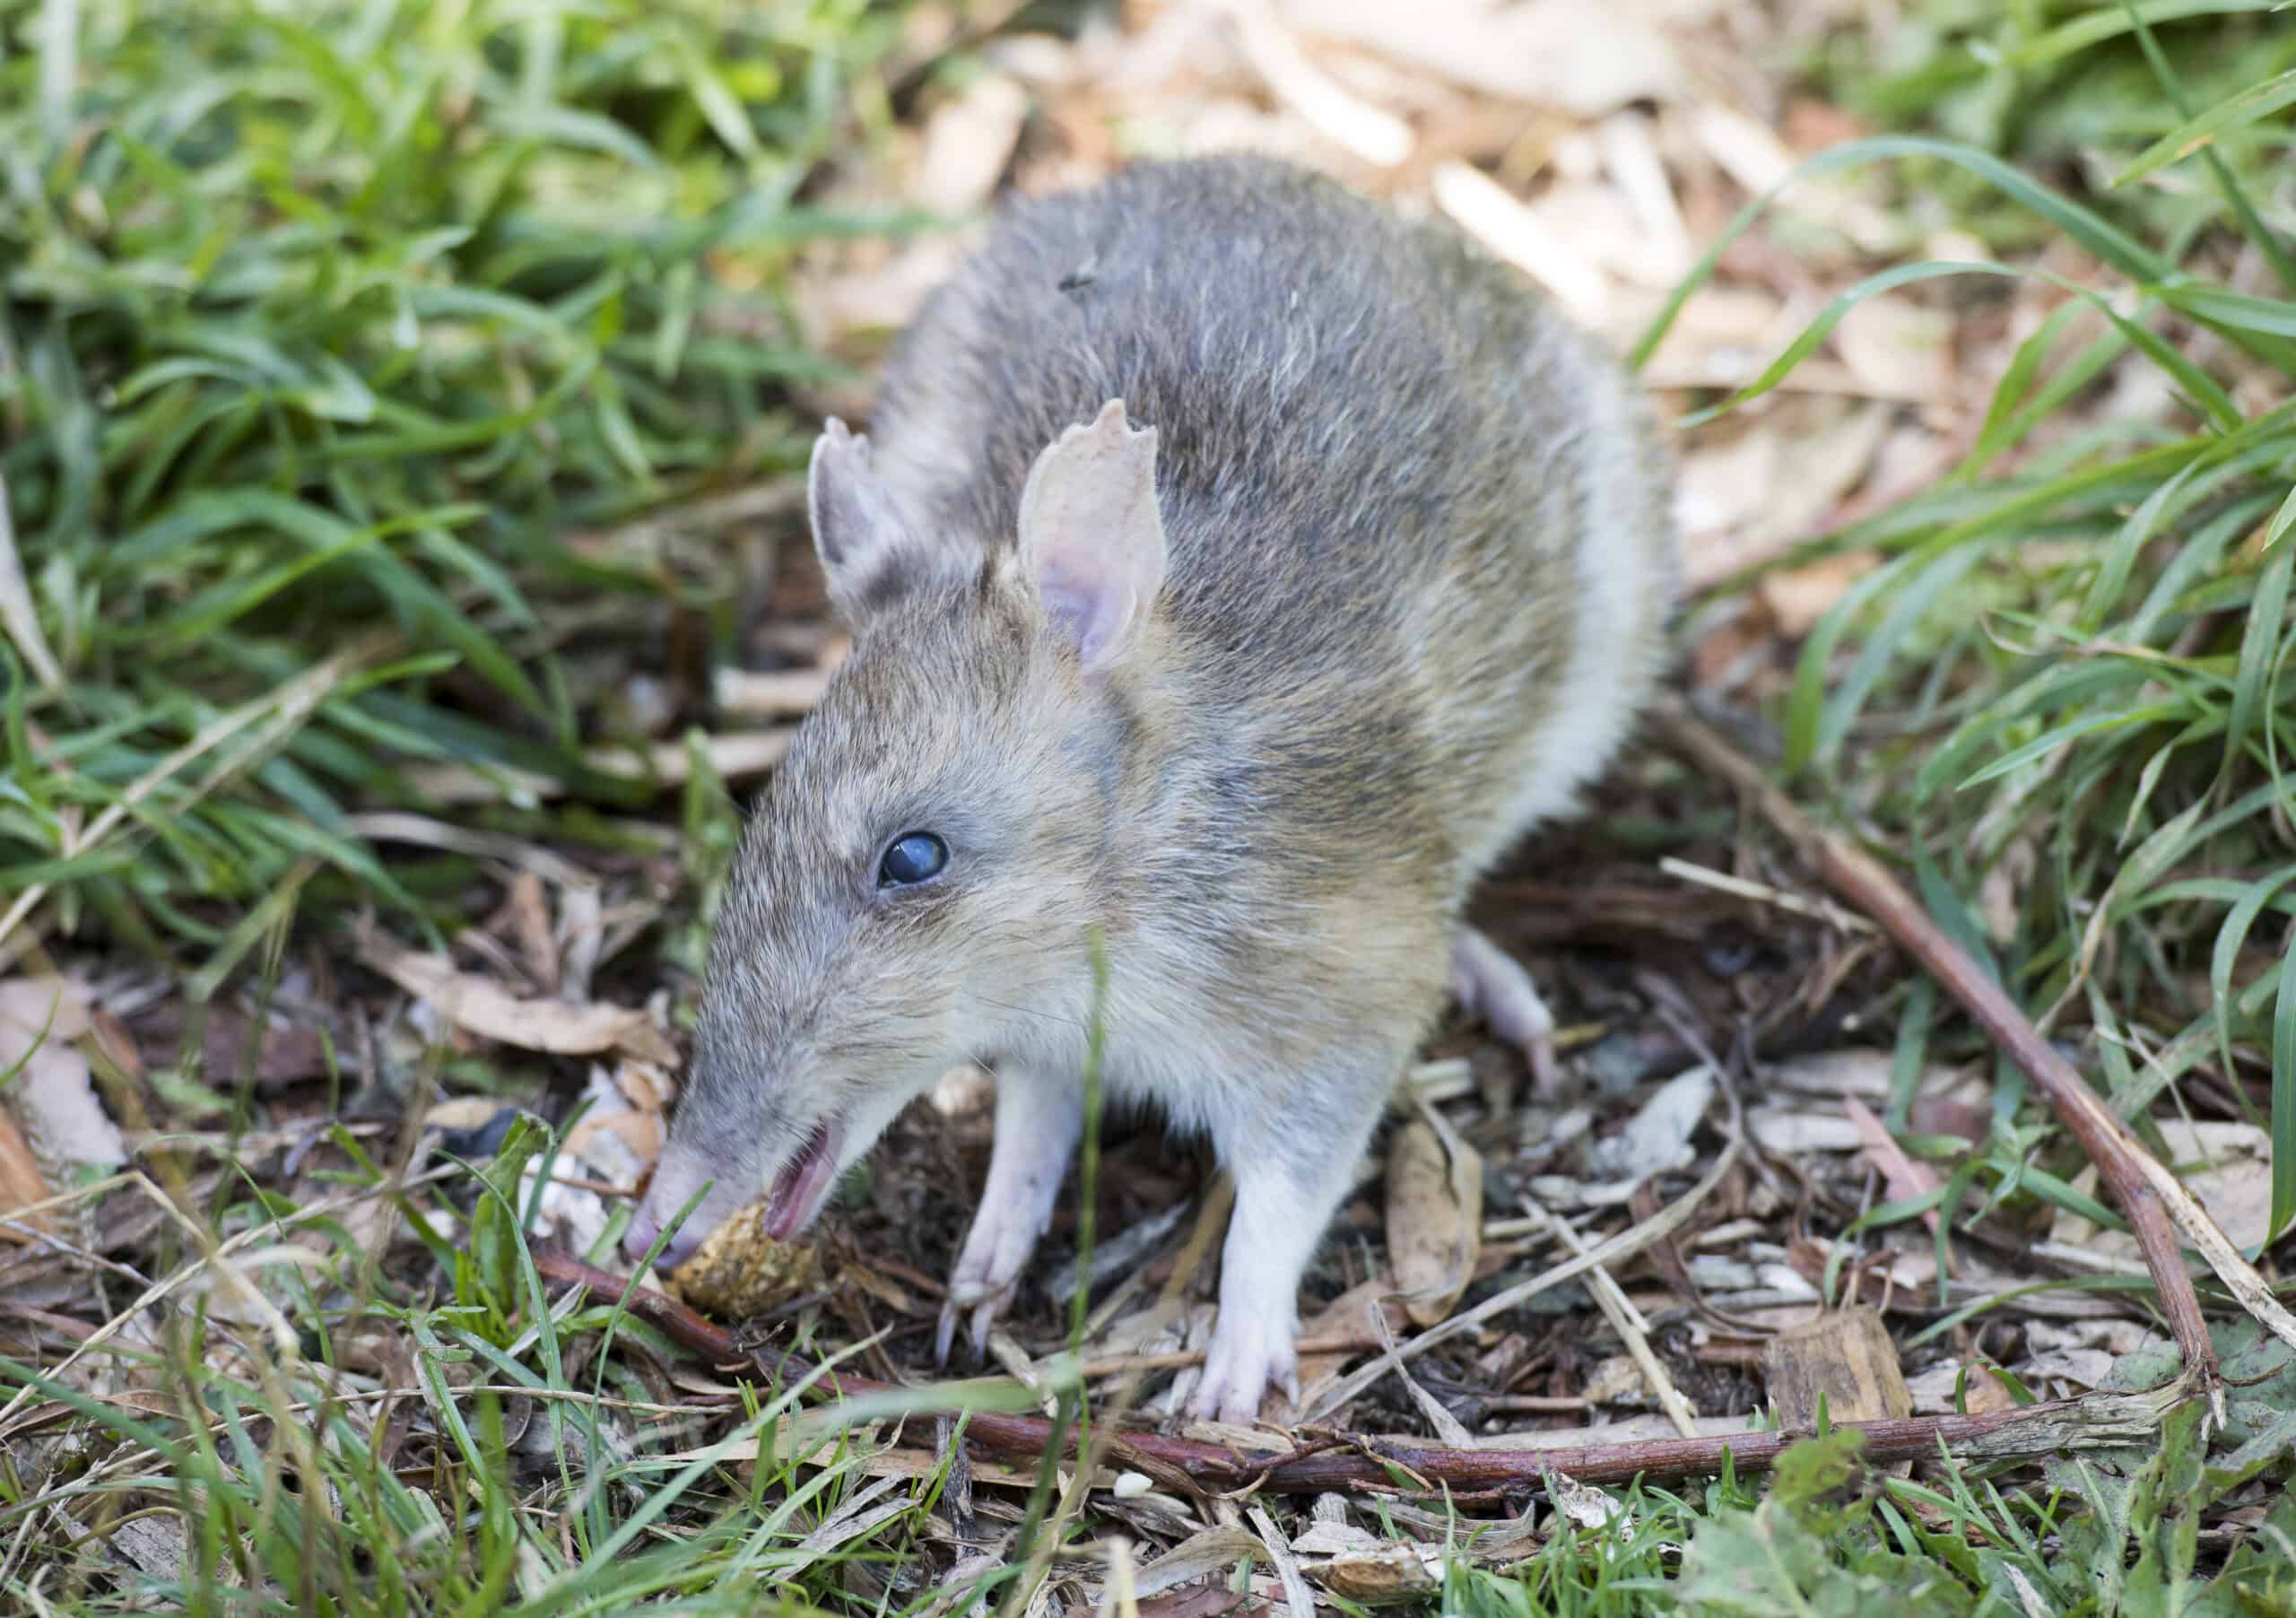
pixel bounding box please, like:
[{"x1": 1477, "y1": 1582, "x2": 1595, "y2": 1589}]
[
  {"x1": 1653, "y1": 701, "x2": 2218, "y2": 1390},
  {"x1": 539, "y1": 1250, "x2": 2171, "y2": 1493}
]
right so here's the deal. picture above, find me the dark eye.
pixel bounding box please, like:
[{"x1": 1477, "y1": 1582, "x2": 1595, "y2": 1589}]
[{"x1": 877, "y1": 831, "x2": 948, "y2": 887}]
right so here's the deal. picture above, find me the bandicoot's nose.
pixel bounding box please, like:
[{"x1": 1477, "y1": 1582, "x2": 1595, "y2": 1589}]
[{"x1": 622, "y1": 1143, "x2": 723, "y2": 1271}]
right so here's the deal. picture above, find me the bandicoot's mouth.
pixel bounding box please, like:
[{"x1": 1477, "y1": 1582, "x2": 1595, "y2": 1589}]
[{"x1": 761, "y1": 1118, "x2": 842, "y2": 1241}]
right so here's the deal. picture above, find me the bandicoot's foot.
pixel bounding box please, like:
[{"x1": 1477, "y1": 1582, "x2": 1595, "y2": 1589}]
[
  {"x1": 1452, "y1": 926, "x2": 1561, "y2": 1096},
  {"x1": 1189, "y1": 1301, "x2": 1300, "y2": 1425},
  {"x1": 934, "y1": 1174, "x2": 1057, "y2": 1365}
]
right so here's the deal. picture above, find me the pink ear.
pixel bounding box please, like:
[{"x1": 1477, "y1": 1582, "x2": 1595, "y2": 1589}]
[
  {"x1": 808, "y1": 419, "x2": 933, "y2": 620},
  {"x1": 1016, "y1": 399, "x2": 1169, "y2": 671}
]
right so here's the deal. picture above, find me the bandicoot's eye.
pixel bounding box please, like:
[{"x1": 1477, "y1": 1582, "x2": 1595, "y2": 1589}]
[{"x1": 877, "y1": 831, "x2": 949, "y2": 887}]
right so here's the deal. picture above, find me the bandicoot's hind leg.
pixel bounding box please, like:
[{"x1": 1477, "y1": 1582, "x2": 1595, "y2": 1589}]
[{"x1": 1452, "y1": 926, "x2": 1559, "y2": 1096}]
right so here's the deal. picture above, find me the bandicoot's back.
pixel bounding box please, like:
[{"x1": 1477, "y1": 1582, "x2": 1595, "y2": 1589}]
[{"x1": 863, "y1": 153, "x2": 1679, "y2": 892}]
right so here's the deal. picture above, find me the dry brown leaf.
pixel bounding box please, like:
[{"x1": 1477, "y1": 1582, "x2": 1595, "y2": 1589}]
[
  {"x1": 0, "y1": 978, "x2": 126, "y2": 1173},
  {"x1": 1905, "y1": 1360, "x2": 2020, "y2": 1417},
  {"x1": 1230, "y1": 0, "x2": 1413, "y2": 168},
  {"x1": 1318, "y1": 1547, "x2": 1443, "y2": 1601},
  {"x1": 1681, "y1": 403, "x2": 1894, "y2": 590},
  {"x1": 356, "y1": 924, "x2": 678, "y2": 1066},
  {"x1": 914, "y1": 73, "x2": 1032, "y2": 215},
  {"x1": 715, "y1": 665, "x2": 833, "y2": 718},
  {"x1": 1383, "y1": 1118, "x2": 1483, "y2": 1327},
  {"x1": 508, "y1": 871, "x2": 560, "y2": 995},
  {"x1": 1587, "y1": 1064, "x2": 1710, "y2": 1183},
  {"x1": 2055, "y1": 1119, "x2": 2274, "y2": 1258},
  {"x1": 1745, "y1": 1109, "x2": 1865, "y2": 1153},
  {"x1": 1832, "y1": 291, "x2": 1952, "y2": 403},
  {"x1": 1292, "y1": 1273, "x2": 1410, "y2": 1395},
  {"x1": 0, "y1": 1108, "x2": 54, "y2": 1237},
  {"x1": 1546, "y1": 1467, "x2": 1631, "y2": 1533},
  {"x1": 1282, "y1": 0, "x2": 1684, "y2": 116},
  {"x1": 1431, "y1": 161, "x2": 1609, "y2": 326},
  {"x1": 1756, "y1": 550, "x2": 1883, "y2": 638},
  {"x1": 1844, "y1": 1095, "x2": 1947, "y2": 1241}
]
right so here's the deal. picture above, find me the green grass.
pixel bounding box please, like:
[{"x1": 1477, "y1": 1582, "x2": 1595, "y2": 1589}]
[
  {"x1": 1, "y1": 0, "x2": 917, "y2": 961},
  {"x1": 1639, "y1": 2, "x2": 2296, "y2": 1252},
  {"x1": 4, "y1": 0, "x2": 2296, "y2": 1613}
]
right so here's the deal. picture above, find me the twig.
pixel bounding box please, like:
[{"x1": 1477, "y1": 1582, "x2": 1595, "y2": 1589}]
[
  {"x1": 531, "y1": 1249, "x2": 2181, "y2": 1492},
  {"x1": 1657, "y1": 700, "x2": 2296, "y2": 1400},
  {"x1": 1657, "y1": 856, "x2": 1876, "y2": 935},
  {"x1": 1517, "y1": 1198, "x2": 1700, "y2": 1440}
]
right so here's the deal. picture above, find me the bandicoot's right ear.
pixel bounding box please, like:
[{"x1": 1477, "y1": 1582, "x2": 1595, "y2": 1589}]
[
  {"x1": 1016, "y1": 398, "x2": 1168, "y2": 673},
  {"x1": 807, "y1": 421, "x2": 966, "y2": 622}
]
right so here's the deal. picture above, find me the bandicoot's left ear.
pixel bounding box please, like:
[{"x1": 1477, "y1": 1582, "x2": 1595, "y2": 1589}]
[
  {"x1": 808, "y1": 418, "x2": 971, "y2": 622},
  {"x1": 1015, "y1": 398, "x2": 1168, "y2": 671}
]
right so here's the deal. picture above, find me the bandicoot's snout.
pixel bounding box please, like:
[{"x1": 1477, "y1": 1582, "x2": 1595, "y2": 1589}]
[
  {"x1": 622, "y1": 1139, "x2": 744, "y2": 1271},
  {"x1": 622, "y1": 1120, "x2": 848, "y2": 1272}
]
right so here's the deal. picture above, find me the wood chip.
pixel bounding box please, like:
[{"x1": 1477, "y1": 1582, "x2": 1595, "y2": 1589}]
[{"x1": 1761, "y1": 1307, "x2": 1912, "y2": 1427}]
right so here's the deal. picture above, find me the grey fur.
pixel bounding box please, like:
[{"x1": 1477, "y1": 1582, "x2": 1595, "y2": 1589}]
[{"x1": 628, "y1": 154, "x2": 1680, "y2": 1424}]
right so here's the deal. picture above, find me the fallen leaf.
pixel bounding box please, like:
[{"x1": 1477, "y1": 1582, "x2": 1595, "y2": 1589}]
[
  {"x1": 714, "y1": 665, "x2": 833, "y2": 718},
  {"x1": 1292, "y1": 1274, "x2": 1412, "y2": 1397},
  {"x1": 1831, "y1": 291, "x2": 1952, "y2": 404},
  {"x1": 1384, "y1": 1117, "x2": 1483, "y2": 1327},
  {"x1": 356, "y1": 923, "x2": 678, "y2": 1066},
  {"x1": 913, "y1": 73, "x2": 1031, "y2": 215},
  {"x1": 0, "y1": 977, "x2": 126, "y2": 1172},
  {"x1": 2055, "y1": 1118, "x2": 2274, "y2": 1257},
  {"x1": 1745, "y1": 1109, "x2": 1866, "y2": 1153},
  {"x1": 2014, "y1": 1346, "x2": 2117, "y2": 1392},
  {"x1": 1587, "y1": 1064, "x2": 1712, "y2": 1183},
  {"x1": 1319, "y1": 1547, "x2": 1443, "y2": 1600},
  {"x1": 508, "y1": 871, "x2": 560, "y2": 995},
  {"x1": 1289, "y1": 1521, "x2": 1388, "y2": 1557},
  {"x1": 0, "y1": 1109, "x2": 54, "y2": 1236},
  {"x1": 132, "y1": 1005, "x2": 331, "y2": 1088},
  {"x1": 1544, "y1": 1467, "x2": 1630, "y2": 1534},
  {"x1": 1281, "y1": 0, "x2": 1684, "y2": 116},
  {"x1": 1431, "y1": 161, "x2": 1610, "y2": 326},
  {"x1": 1844, "y1": 1095, "x2": 1946, "y2": 1240},
  {"x1": 1756, "y1": 550, "x2": 1883, "y2": 639},
  {"x1": 1905, "y1": 1360, "x2": 2019, "y2": 1416},
  {"x1": 1231, "y1": 0, "x2": 1413, "y2": 168}
]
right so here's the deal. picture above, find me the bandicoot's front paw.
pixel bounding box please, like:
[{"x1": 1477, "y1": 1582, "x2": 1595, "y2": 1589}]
[
  {"x1": 933, "y1": 1285, "x2": 1010, "y2": 1367},
  {"x1": 1189, "y1": 1307, "x2": 1300, "y2": 1426},
  {"x1": 933, "y1": 1221, "x2": 1033, "y2": 1365}
]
